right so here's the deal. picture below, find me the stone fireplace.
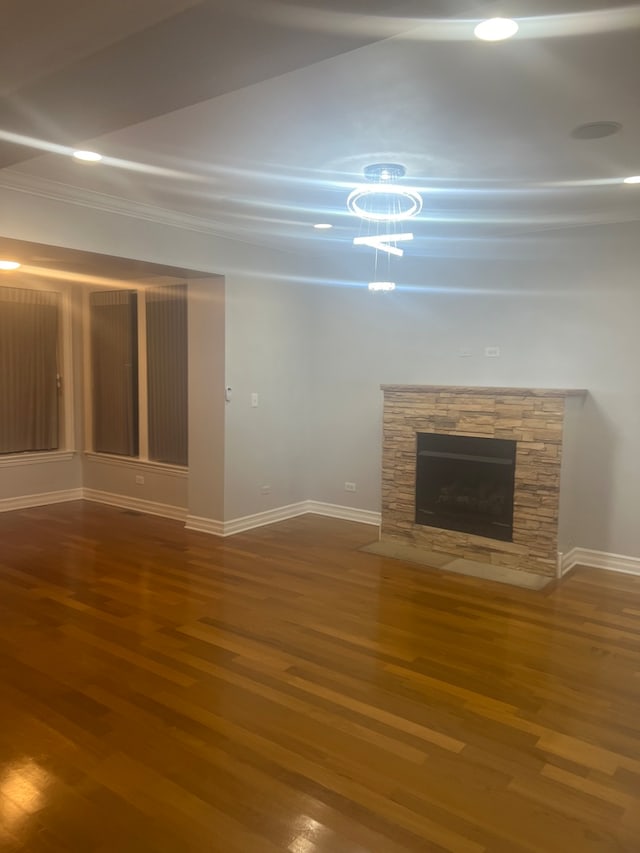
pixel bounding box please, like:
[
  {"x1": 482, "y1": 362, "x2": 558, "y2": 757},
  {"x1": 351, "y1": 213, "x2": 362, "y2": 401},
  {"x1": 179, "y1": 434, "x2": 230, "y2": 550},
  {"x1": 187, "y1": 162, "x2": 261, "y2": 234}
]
[{"x1": 381, "y1": 386, "x2": 586, "y2": 578}]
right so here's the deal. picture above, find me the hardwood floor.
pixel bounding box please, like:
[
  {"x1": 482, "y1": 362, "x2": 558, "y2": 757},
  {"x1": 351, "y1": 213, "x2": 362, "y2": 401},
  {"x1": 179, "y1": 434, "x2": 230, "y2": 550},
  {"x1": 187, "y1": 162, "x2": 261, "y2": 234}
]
[{"x1": 0, "y1": 502, "x2": 639, "y2": 852}]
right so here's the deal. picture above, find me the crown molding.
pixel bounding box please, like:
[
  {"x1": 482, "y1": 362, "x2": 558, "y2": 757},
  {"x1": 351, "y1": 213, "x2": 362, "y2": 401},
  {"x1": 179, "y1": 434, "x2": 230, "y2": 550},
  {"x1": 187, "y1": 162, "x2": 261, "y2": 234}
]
[
  {"x1": 0, "y1": 169, "x2": 235, "y2": 237},
  {"x1": 0, "y1": 170, "x2": 318, "y2": 259}
]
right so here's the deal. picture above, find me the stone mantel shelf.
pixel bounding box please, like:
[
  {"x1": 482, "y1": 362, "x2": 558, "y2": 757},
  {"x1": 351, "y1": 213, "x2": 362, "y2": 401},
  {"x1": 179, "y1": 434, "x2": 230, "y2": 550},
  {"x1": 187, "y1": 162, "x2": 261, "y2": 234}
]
[{"x1": 381, "y1": 385, "x2": 587, "y2": 397}]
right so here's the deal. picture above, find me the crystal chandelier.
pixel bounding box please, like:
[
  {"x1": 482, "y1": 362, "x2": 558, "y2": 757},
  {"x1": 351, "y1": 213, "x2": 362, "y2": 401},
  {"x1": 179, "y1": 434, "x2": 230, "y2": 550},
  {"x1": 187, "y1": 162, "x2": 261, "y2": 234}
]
[{"x1": 347, "y1": 163, "x2": 422, "y2": 291}]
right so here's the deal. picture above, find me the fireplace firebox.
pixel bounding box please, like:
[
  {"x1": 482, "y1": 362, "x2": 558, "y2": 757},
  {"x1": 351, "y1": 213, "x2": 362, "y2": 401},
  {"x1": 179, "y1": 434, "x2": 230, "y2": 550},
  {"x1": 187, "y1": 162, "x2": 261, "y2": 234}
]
[{"x1": 415, "y1": 433, "x2": 516, "y2": 542}]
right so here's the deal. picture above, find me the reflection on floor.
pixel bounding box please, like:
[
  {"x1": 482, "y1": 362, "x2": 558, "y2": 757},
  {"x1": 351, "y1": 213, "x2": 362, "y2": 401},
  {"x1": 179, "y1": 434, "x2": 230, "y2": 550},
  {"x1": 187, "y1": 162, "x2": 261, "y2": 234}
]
[{"x1": 0, "y1": 502, "x2": 638, "y2": 852}]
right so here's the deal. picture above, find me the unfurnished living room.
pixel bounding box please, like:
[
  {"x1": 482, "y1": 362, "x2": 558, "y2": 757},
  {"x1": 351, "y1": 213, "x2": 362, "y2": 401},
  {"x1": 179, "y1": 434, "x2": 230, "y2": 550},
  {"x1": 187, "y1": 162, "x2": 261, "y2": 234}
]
[{"x1": 1, "y1": 2, "x2": 639, "y2": 851}]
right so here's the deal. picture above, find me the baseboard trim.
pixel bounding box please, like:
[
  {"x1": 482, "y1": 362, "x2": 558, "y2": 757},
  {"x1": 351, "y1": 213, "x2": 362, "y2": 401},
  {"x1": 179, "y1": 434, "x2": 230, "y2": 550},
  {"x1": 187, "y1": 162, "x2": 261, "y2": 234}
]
[
  {"x1": 185, "y1": 501, "x2": 381, "y2": 538},
  {"x1": 561, "y1": 546, "x2": 640, "y2": 577},
  {"x1": 83, "y1": 489, "x2": 187, "y2": 522},
  {"x1": 0, "y1": 488, "x2": 83, "y2": 513},
  {"x1": 5, "y1": 496, "x2": 636, "y2": 578},
  {"x1": 184, "y1": 515, "x2": 226, "y2": 536},
  {"x1": 223, "y1": 501, "x2": 309, "y2": 536},
  {"x1": 185, "y1": 502, "x2": 308, "y2": 537},
  {"x1": 305, "y1": 501, "x2": 381, "y2": 527}
]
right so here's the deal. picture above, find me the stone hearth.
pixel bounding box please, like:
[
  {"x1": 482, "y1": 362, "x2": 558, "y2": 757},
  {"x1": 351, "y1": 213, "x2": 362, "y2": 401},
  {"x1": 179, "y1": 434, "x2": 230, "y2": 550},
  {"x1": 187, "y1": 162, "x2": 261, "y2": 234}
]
[{"x1": 381, "y1": 386, "x2": 586, "y2": 577}]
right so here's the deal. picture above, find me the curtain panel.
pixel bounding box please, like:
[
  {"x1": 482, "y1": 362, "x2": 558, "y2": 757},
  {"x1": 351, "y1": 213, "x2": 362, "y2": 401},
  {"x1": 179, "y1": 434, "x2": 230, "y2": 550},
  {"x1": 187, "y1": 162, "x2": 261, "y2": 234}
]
[
  {"x1": 0, "y1": 286, "x2": 59, "y2": 454},
  {"x1": 90, "y1": 290, "x2": 139, "y2": 457},
  {"x1": 146, "y1": 284, "x2": 188, "y2": 466}
]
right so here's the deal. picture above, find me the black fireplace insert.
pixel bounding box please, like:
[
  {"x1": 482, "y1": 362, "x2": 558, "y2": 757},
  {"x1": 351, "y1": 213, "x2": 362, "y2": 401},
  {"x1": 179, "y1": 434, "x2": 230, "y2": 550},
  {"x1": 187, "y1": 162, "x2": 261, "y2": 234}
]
[{"x1": 415, "y1": 433, "x2": 516, "y2": 541}]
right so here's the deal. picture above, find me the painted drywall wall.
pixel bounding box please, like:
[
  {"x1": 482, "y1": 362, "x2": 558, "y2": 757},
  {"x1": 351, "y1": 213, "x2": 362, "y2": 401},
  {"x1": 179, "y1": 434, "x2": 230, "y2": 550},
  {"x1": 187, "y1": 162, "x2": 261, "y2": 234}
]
[
  {"x1": 305, "y1": 222, "x2": 640, "y2": 559},
  {"x1": 223, "y1": 272, "x2": 310, "y2": 520},
  {"x1": 83, "y1": 455, "x2": 188, "y2": 511},
  {"x1": 4, "y1": 183, "x2": 639, "y2": 559},
  {"x1": 187, "y1": 276, "x2": 226, "y2": 522},
  {"x1": 1, "y1": 185, "x2": 311, "y2": 521}
]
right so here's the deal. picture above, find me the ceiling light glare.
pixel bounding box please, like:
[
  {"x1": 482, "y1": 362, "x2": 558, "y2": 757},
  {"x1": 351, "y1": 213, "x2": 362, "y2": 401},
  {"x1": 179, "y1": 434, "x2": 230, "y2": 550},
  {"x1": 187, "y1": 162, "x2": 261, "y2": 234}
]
[
  {"x1": 313, "y1": 223, "x2": 333, "y2": 229},
  {"x1": 0, "y1": 260, "x2": 21, "y2": 270},
  {"x1": 347, "y1": 184, "x2": 423, "y2": 222},
  {"x1": 474, "y1": 18, "x2": 519, "y2": 41},
  {"x1": 623, "y1": 175, "x2": 640, "y2": 184},
  {"x1": 368, "y1": 281, "x2": 396, "y2": 292},
  {"x1": 72, "y1": 149, "x2": 103, "y2": 162}
]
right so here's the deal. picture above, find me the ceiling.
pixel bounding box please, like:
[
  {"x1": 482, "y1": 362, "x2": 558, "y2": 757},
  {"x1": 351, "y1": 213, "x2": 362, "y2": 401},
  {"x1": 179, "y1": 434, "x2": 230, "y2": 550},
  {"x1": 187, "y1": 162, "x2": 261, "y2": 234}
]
[{"x1": 1, "y1": 0, "x2": 640, "y2": 268}]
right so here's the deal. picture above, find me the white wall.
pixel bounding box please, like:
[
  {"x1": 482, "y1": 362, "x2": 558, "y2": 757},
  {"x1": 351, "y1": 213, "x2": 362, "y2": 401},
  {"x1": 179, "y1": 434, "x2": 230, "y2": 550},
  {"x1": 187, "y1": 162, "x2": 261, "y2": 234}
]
[
  {"x1": 0, "y1": 185, "x2": 310, "y2": 523},
  {"x1": 224, "y1": 272, "x2": 311, "y2": 519},
  {"x1": 3, "y1": 183, "x2": 639, "y2": 560},
  {"x1": 188, "y1": 276, "x2": 226, "y2": 522},
  {"x1": 83, "y1": 455, "x2": 188, "y2": 512},
  {"x1": 306, "y1": 222, "x2": 640, "y2": 559}
]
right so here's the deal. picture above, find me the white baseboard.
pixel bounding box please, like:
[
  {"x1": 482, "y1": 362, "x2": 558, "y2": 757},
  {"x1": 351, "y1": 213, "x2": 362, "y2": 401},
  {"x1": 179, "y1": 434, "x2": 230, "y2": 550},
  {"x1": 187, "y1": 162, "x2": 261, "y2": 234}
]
[
  {"x1": 82, "y1": 488, "x2": 187, "y2": 522},
  {"x1": 185, "y1": 500, "x2": 381, "y2": 538},
  {"x1": 186, "y1": 501, "x2": 309, "y2": 537},
  {"x1": 305, "y1": 501, "x2": 381, "y2": 527},
  {"x1": 561, "y1": 546, "x2": 640, "y2": 577},
  {"x1": 3, "y1": 494, "x2": 637, "y2": 579},
  {"x1": 222, "y1": 501, "x2": 309, "y2": 536},
  {"x1": 184, "y1": 515, "x2": 225, "y2": 536},
  {"x1": 0, "y1": 489, "x2": 378, "y2": 534},
  {"x1": 0, "y1": 488, "x2": 83, "y2": 513}
]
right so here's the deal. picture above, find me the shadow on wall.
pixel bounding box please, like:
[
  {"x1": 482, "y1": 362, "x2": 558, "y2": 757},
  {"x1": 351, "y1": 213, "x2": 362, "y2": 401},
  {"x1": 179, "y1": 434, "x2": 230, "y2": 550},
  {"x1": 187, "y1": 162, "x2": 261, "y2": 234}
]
[{"x1": 574, "y1": 394, "x2": 614, "y2": 553}]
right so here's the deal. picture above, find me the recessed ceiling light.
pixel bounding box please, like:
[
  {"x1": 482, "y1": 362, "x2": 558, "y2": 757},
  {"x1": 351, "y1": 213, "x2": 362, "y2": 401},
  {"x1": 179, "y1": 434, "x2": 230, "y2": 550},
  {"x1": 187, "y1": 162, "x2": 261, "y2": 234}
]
[
  {"x1": 474, "y1": 18, "x2": 519, "y2": 41},
  {"x1": 368, "y1": 281, "x2": 395, "y2": 292},
  {"x1": 0, "y1": 260, "x2": 21, "y2": 270},
  {"x1": 623, "y1": 175, "x2": 640, "y2": 184},
  {"x1": 313, "y1": 223, "x2": 333, "y2": 230},
  {"x1": 73, "y1": 149, "x2": 103, "y2": 162}
]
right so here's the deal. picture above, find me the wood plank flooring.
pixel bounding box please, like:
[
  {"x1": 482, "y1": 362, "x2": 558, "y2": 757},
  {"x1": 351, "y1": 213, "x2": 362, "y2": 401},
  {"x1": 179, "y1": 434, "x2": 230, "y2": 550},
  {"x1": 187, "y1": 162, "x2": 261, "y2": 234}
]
[{"x1": 0, "y1": 502, "x2": 639, "y2": 852}]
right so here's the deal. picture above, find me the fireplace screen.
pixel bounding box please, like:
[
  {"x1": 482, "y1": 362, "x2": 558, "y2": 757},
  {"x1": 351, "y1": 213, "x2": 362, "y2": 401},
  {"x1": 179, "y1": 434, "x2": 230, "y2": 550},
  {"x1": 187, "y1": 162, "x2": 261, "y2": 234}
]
[{"x1": 415, "y1": 433, "x2": 516, "y2": 541}]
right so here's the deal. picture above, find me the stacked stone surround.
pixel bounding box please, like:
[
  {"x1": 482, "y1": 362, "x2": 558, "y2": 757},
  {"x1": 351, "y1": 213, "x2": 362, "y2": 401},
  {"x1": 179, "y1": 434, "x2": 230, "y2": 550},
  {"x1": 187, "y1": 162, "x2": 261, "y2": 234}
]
[{"x1": 381, "y1": 386, "x2": 586, "y2": 577}]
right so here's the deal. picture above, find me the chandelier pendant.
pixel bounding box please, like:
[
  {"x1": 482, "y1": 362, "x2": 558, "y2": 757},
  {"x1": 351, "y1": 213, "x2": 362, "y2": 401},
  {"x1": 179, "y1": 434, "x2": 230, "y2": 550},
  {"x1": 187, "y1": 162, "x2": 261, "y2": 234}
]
[{"x1": 347, "y1": 163, "x2": 422, "y2": 292}]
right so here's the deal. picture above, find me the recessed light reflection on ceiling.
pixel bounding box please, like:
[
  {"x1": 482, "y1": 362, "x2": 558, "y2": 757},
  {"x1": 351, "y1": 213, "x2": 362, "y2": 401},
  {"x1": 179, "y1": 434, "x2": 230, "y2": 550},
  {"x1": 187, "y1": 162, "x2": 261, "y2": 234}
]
[
  {"x1": 313, "y1": 223, "x2": 333, "y2": 229},
  {"x1": 474, "y1": 18, "x2": 519, "y2": 41},
  {"x1": 623, "y1": 175, "x2": 640, "y2": 184},
  {"x1": 73, "y1": 150, "x2": 103, "y2": 162},
  {"x1": 0, "y1": 260, "x2": 21, "y2": 270}
]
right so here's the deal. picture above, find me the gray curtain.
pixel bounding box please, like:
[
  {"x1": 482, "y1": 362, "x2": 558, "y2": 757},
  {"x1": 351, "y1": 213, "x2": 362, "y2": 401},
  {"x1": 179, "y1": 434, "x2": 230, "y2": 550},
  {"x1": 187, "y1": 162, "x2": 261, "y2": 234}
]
[
  {"x1": 0, "y1": 287, "x2": 59, "y2": 454},
  {"x1": 90, "y1": 290, "x2": 138, "y2": 457},
  {"x1": 146, "y1": 284, "x2": 188, "y2": 466}
]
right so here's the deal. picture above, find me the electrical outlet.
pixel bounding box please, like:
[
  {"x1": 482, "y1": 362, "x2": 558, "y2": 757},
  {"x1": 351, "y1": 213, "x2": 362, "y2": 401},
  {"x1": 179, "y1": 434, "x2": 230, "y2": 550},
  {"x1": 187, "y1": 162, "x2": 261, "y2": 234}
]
[
  {"x1": 135, "y1": 474, "x2": 144, "y2": 485},
  {"x1": 260, "y1": 485, "x2": 271, "y2": 495},
  {"x1": 344, "y1": 482, "x2": 356, "y2": 492},
  {"x1": 251, "y1": 392, "x2": 259, "y2": 407}
]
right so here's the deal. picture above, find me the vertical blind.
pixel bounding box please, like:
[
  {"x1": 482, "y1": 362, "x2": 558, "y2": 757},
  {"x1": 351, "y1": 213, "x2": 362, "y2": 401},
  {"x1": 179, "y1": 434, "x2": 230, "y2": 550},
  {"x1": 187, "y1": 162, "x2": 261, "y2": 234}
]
[
  {"x1": 90, "y1": 290, "x2": 139, "y2": 457},
  {"x1": 0, "y1": 286, "x2": 59, "y2": 454},
  {"x1": 146, "y1": 284, "x2": 188, "y2": 466}
]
